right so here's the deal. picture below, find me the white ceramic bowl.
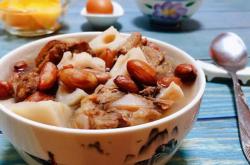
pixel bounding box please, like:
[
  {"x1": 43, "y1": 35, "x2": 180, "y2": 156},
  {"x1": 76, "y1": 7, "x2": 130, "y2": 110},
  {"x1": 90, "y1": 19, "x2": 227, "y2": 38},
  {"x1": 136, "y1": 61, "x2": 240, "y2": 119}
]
[
  {"x1": 81, "y1": 1, "x2": 124, "y2": 28},
  {"x1": 0, "y1": 32, "x2": 205, "y2": 165},
  {"x1": 136, "y1": 0, "x2": 203, "y2": 24}
]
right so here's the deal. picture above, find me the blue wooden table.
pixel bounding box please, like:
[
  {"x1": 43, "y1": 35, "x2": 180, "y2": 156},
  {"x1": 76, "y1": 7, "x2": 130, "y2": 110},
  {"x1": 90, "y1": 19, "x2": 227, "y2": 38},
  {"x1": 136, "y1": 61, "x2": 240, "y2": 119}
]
[{"x1": 1, "y1": 0, "x2": 250, "y2": 164}]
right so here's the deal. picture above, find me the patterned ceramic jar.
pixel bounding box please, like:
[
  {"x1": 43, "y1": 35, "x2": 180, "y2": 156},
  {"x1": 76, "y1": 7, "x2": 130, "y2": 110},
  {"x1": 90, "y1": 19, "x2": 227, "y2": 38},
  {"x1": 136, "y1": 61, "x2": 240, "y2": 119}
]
[
  {"x1": 136, "y1": 0, "x2": 203, "y2": 23},
  {"x1": 0, "y1": 33, "x2": 206, "y2": 165}
]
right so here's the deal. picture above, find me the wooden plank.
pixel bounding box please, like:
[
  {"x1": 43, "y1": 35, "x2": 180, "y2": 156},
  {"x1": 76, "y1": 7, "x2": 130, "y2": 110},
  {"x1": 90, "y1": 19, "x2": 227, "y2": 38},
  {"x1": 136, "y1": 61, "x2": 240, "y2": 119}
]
[
  {"x1": 105, "y1": 0, "x2": 250, "y2": 12},
  {"x1": 200, "y1": 0, "x2": 250, "y2": 12},
  {"x1": 169, "y1": 118, "x2": 247, "y2": 164},
  {"x1": 69, "y1": 11, "x2": 250, "y2": 30},
  {"x1": 193, "y1": 81, "x2": 250, "y2": 119},
  {"x1": 0, "y1": 134, "x2": 26, "y2": 164},
  {"x1": 0, "y1": 118, "x2": 246, "y2": 164},
  {"x1": 199, "y1": 82, "x2": 236, "y2": 119}
]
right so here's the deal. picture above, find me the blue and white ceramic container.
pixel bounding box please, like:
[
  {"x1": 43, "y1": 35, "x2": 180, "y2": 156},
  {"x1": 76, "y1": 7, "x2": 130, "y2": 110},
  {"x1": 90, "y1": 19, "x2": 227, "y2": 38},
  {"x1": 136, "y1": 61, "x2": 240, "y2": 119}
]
[
  {"x1": 0, "y1": 32, "x2": 206, "y2": 165},
  {"x1": 136, "y1": 0, "x2": 203, "y2": 24}
]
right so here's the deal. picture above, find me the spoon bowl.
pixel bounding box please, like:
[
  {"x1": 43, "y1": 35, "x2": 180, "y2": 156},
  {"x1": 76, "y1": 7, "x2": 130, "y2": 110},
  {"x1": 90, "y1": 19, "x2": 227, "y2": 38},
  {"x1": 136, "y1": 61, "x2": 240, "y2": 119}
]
[{"x1": 210, "y1": 32, "x2": 248, "y2": 72}]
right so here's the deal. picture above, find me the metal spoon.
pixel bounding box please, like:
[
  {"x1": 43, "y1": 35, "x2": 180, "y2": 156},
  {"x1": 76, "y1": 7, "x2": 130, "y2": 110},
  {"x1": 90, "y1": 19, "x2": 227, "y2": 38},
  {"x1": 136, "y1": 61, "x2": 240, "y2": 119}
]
[{"x1": 210, "y1": 32, "x2": 250, "y2": 162}]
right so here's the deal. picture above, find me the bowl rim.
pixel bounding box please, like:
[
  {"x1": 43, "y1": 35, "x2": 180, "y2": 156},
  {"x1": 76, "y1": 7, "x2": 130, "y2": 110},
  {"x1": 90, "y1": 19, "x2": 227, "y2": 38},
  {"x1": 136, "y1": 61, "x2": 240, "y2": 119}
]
[
  {"x1": 81, "y1": 1, "x2": 124, "y2": 18},
  {"x1": 0, "y1": 32, "x2": 206, "y2": 135}
]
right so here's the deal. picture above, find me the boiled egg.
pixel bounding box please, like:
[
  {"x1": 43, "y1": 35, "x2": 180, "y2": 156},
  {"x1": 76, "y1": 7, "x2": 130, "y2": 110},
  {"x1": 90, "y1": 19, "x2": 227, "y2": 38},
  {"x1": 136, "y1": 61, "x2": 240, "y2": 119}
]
[{"x1": 86, "y1": 0, "x2": 113, "y2": 14}]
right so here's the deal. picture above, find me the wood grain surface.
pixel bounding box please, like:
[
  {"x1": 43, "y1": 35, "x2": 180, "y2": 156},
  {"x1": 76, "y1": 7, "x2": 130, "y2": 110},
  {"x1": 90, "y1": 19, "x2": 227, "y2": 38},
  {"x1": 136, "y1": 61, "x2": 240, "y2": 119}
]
[{"x1": 0, "y1": 0, "x2": 250, "y2": 164}]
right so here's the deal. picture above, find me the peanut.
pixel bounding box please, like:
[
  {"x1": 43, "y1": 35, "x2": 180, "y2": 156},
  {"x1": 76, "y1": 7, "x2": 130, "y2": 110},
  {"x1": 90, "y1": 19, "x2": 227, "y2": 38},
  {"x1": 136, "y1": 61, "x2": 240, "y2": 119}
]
[
  {"x1": 38, "y1": 62, "x2": 58, "y2": 91},
  {"x1": 127, "y1": 60, "x2": 157, "y2": 86},
  {"x1": 114, "y1": 75, "x2": 139, "y2": 93},
  {"x1": 98, "y1": 48, "x2": 117, "y2": 69},
  {"x1": 174, "y1": 64, "x2": 197, "y2": 83},
  {"x1": 0, "y1": 81, "x2": 13, "y2": 99},
  {"x1": 95, "y1": 72, "x2": 111, "y2": 84},
  {"x1": 157, "y1": 76, "x2": 182, "y2": 88},
  {"x1": 59, "y1": 68, "x2": 98, "y2": 90}
]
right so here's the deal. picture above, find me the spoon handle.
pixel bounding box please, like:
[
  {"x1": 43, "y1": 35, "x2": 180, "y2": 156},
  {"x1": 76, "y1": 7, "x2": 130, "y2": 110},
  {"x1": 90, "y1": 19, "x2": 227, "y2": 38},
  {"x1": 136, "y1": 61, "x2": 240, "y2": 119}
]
[{"x1": 230, "y1": 72, "x2": 250, "y2": 162}]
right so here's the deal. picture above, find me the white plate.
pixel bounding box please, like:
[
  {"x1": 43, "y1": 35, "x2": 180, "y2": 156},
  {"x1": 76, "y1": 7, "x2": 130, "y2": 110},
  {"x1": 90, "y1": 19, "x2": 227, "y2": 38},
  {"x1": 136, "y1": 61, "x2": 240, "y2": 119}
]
[{"x1": 197, "y1": 60, "x2": 250, "y2": 84}]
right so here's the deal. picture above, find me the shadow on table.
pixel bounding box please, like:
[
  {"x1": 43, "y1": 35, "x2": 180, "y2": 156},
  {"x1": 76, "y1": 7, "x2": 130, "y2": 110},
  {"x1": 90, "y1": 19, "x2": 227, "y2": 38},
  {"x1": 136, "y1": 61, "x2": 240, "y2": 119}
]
[
  {"x1": 1, "y1": 143, "x2": 26, "y2": 165},
  {"x1": 133, "y1": 16, "x2": 202, "y2": 33},
  {"x1": 0, "y1": 28, "x2": 25, "y2": 42},
  {"x1": 81, "y1": 22, "x2": 122, "y2": 31},
  {"x1": 206, "y1": 77, "x2": 250, "y2": 86},
  {"x1": 167, "y1": 150, "x2": 188, "y2": 165},
  {"x1": 0, "y1": 22, "x2": 70, "y2": 42}
]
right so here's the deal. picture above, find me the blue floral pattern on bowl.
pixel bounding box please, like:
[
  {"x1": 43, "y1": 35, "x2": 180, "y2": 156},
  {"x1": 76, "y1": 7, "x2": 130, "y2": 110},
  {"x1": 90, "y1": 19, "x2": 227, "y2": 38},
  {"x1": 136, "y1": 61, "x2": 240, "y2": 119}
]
[
  {"x1": 153, "y1": 2, "x2": 187, "y2": 21},
  {"x1": 136, "y1": 0, "x2": 203, "y2": 24},
  {"x1": 135, "y1": 139, "x2": 178, "y2": 165}
]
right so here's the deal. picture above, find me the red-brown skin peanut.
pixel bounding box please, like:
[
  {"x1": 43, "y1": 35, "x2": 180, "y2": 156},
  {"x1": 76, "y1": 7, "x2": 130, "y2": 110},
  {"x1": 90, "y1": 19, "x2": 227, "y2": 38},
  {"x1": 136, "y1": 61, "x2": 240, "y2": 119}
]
[
  {"x1": 174, "y1": 64, "x2": 197, "y2": 83},
  {"x1": 157, "y1": 76, "x2": 182, "y2": 88},
  {"x1": 114, "y1": 75, "x2": 139, "y2": 93},
  {"x1": 98, "y1": 48, "x2": 117, "y2": 69},
  {"x1": 38, "y1": 62, "x2": 58, "y2": 91},
  {"x1": 0, "y1": 81, "x2": 13, "y2": 99},
  {"x1": 127, "y1": 60, "x2": 157, "y2": 86},
  {"x1": 95, "y1": 72, "x2": 111, "y2": 84},
  {"x1": 59, "y1": 68, "x2": 98, "y2": 90}
]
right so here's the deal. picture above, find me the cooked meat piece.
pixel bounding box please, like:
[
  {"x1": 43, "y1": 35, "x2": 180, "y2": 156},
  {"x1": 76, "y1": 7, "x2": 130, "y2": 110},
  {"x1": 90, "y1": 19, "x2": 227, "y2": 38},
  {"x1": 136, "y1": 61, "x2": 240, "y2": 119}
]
[
  {"x1": 79, "y1": 96, "x2": 99, "y2": 115},
  {"x1": 147, "y1": 41, "x2": 161, "y2": 51},
  {"x1": 153, "y1": 98, "x2": 174, "y2": 111},
  {"x1": 108, "y1": 93, "x2": 163, "y2": 126},
  {"x1": 77, "y1": 96, "x2": 129, "y2": 129},
  {"x1": 35, "y1": 40, "x2": 69, "y2": 70},
  {"x1": 68, "y1": 41, "x2": 94, "y2": 54},
  {"x1": 11, "y1": 71, "x2": 40, "y2": 102},
  {"x1": 141, "y1": 46, "x2": 164, "y2": 67},
  {"x1": 112, "y1": 109, "x2": 132, "y2": 126},
  {"x1": 25, "y1": 92, "x2": 54, "y2": 102},
  {"x1": 141, "y1": 45, "x2": 175, "y2": 76},
  {"x1": 95, "y1": 85, "x2": 124, "y2": 104},
  {"x1": 111, "y1": 94, "x2": 155, "y2": 112},
  {"x1": 71, "y1": 113, "x2": 90, "y2": 129},
  {"x1": 0, "y1": 81, "x2": 13, "y2": 100},
  {"x1": 130, "y1": 108, "x2": 161, "y2": 126},
  {"x1": 139, "y1": 86, "x2": 160, "y2": 97},
  {"x1": 89, "y1": 111, "x2": 127, "y2": 129},
  {"x1": 74, "y1": 87, "x2": 128, "y2": 129},
  {"x1": 119, "y1": 32, "x2": 142, "y2": 54},
  {"x1": 156, "y1": 57, "x2": 175, "y2": 77}
]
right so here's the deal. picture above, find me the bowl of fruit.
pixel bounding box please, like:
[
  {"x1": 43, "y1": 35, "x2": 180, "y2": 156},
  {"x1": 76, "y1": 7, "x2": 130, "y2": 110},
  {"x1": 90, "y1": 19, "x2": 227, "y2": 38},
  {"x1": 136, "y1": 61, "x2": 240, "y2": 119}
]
[{"x1": 0, "y1": 0, "x2": 68, "y2": 37}]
